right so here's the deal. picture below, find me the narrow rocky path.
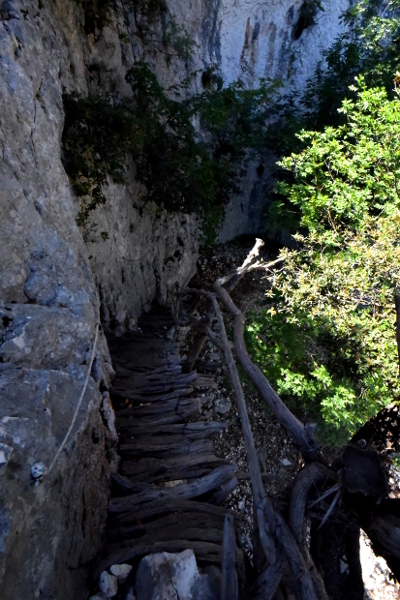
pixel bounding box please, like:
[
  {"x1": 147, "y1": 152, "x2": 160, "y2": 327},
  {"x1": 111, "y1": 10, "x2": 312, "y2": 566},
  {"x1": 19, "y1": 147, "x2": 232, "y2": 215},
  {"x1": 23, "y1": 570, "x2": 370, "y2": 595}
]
[{"x1": 92, "y1": 309, "x2": 244, "y2": 598}]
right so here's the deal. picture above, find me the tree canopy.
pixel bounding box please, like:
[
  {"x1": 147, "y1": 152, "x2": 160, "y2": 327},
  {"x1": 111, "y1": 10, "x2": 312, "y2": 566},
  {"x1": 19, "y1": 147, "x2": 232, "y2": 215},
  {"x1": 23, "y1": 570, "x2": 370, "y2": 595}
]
[{"x1": 247, "y1": 79, "x2": 400, "y2": 442}]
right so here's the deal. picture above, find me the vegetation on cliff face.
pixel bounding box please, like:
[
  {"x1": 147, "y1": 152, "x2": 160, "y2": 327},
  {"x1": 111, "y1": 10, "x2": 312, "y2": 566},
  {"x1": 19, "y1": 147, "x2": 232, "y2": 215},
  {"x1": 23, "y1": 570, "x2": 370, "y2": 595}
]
[
  {"x1": 247, "y1": 0, "x2": 400, "y2": 442},
  {"x1": 63, "y1": 63, "x2": 274, "y2": 243}
]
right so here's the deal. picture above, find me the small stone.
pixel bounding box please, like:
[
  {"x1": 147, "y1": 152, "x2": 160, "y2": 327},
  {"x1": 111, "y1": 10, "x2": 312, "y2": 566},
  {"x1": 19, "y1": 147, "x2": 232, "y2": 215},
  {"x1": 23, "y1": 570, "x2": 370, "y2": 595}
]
[
  {"x1": 30, "y1": 461, "x2": 47, "y2": 479},
  {"x1": 98, "y1": 571, "x2": 118, "y2": 598},
  {"x1": 281, "y1": 458, "x2": 291, "y2": 467},
  {"x1": 214, "y1": 396, "x2": 231, "y2": 415},
  {"x1": 114, "y1": 326, "x2": 126, "y2": 338},
  {"x1": 136, "y1": 549, "x2": 202, "y2": 600},
  {"x1": 0, "y1": 443, "x2": 12, "y2": 466},
  {"x1": 128, "y1": 318, "x2": 137, "y2": 332},
  {"x1": 110, "y1": 563, "x2": 132, "y2": 583},
  {"x1": 238, "y1": 500, "x2": 245, "y2": 510}
]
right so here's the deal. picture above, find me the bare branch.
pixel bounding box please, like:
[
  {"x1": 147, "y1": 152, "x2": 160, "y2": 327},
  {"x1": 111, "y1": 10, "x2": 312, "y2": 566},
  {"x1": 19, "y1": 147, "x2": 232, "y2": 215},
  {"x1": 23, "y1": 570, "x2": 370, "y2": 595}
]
[
  {"x1": 213, "y1": 278, "x2": 320, "y2": 462},
  {"x1": 211, "y1": 293, "x2": 276, "y2": 564},
  {"x1": 221, "y1": 514, "x2": 239, "y2": 600}
]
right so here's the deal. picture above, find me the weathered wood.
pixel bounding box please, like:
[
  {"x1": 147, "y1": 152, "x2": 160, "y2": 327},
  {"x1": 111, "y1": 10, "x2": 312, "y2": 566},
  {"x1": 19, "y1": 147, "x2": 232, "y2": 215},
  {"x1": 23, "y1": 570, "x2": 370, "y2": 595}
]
[
  {"x1": 192, "y1": 375, "x2": 218, "y2": 389},
  {"x1": 275, "y1": 512, "x2": 319, "y2": 600},
  {"x1": 113, "y1": 370, "x2": 198, "y2": 391},
  {"x1": 108, "y1": 508, "x2": 228, "y2": 543},
  {"x1": 107, "y1": 522, "x2": 224, "y2": 554},
  {"x1": 115, "y1": 403, "x2": 205, "y2": 428},
  {"x1": 118, "y1": 420, "x2": 226, "y2": 440},
  {"x1": 194, "y1": 358, "x2": 222, "y2": 372},
  {"x1": 119, "y1": 454, "x2": 228, "y2": 484},
  {"x1": 253, "y1": 550, "x2": 284, "y2": 600},
  {"x1": 221, "y1": 514, "x2": 238, "y2": 600},
  {"x1": 214, "y1": 281, "x2": 320, "y2": 464},
  {"x1": 210, "y1": 295, "x2": 276, "y2": 565},
  {"x1": 111, "y1": 464, "x2": 236, "y2": 505},
  {"x1": 236, "y1": 471, "x2": 277, "y2": 483},
  {"x1": 209, "y1": 476, "x2": 238, "y2": 506},
  {"x1": 109, "y1": 499, "x2": 236, "y2": 529},
  {"x1": 111, "y1": 386, "x2": 195, "y2": 404},
  {"x1": 288, "y1": 463, "x2": 331, "y2": 600},
  {"x1": 115, "y1": 395, "x2": 212, "y2": 419},
  {"x1": 111, "y1": 473, "x2": 152, "y2": 494},
  {"x1": 100, "y1": 308, "x2": 242, "y2": 596},
  {"x1": 119, "y1": 438, "x2": 213, "y2": 458}
]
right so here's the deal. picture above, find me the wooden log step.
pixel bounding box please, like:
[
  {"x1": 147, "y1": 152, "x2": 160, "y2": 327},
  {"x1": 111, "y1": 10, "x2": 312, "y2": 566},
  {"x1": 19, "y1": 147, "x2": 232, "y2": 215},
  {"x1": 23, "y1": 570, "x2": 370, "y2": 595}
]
[
  {"x1": 112, "y1": 355, "x2": 182, "y2": 369},
  {"x1": 120, "y1": 455, "x2": 228, "y2": 484},
  {"x1": 115, "y1": 396, "x2": 211, "y2": 420},
  {"x1": 106, "y1": 523, "x2": 224, "y2": 555},
  {"x1": 145, "y1": 364, "x2": 183, "y2": 377},
  {"x1": 113, "y1": 364, "x2": 183, "y2": 378},
  {"x1": 111, "y1": 380, "x2": 198, "y2": 399},
  {"x1": 192, "y1": 375, "x2": 218, "y2": 389},
  {"x1": 108, "y1": 499, "x2": 237, "y2": 530},
  {"x1": 119, "y1": 433, "x2": 209, "y2": 451},
  {"x1": 209, "y1": 476, "x2": 239, "y2": 506},
  {"x1": 112, "y1": 356, "x2": 181, "y2": 369},
  {"x1": 117, "y1": 421, "x2": 226, "y2": 438},
  {"x1": 119, "y1": 437, "x2": 213, "y2": 458},
  {"x1": 113, "y1": 370, "x2": 198, "y2": 389},
  {"x1": 114, "y1": 408, "x2": 193, "y2": 430},
  {"x1": 92, "y1": 540, "x2": 224, "y2": 580},
  {"x1": 221, "y1": 514, "x2": 239, "y2": 600},
  {"x1": 107, "y1": 509, "x2": 227, "y2": 543},
  {"x1": 111, "y1": 349, "x2": 180, "y2": 362},
  {"x1": 111, "y1": 386, "x2": 195, "y2": 404},
  {"x1": 112, "y1": 341, "x2": 175, "y2": 351},
  {"x1": 111, "y1": 475, "x2": 152, "y2": 494},
  {"x1": 110, "y1": 464, "x2": 237, "y2": 507},
  {"x1": 110, "y1": 338, "x2": 179, "y2": 349}
]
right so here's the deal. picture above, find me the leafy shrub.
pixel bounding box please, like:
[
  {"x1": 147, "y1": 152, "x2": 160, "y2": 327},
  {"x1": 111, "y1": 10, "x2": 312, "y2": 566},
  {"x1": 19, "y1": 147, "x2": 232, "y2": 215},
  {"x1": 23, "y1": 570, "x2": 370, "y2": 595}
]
[
  {"x1": 247, "y1": 81, "x2": 400, "y2": 442},
  {"x1": 301, "y1": 0, "x2": 400, "y2": 129}
]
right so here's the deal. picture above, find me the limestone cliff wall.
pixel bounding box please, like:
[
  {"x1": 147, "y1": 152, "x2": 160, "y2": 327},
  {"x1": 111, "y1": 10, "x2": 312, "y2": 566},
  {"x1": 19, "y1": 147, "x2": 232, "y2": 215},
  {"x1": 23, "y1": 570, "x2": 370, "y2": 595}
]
[
  {"x1": 0, "y1": 1, "x2": 198, "y2": 598},
  {"x1": 0, "y1": 0, "x2": 349, "y2": 598}
]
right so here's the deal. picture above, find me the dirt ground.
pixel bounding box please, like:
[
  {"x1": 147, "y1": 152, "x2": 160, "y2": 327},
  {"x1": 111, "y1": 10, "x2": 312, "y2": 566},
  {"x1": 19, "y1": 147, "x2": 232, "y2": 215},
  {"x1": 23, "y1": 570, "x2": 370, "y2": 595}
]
[{"x1": 182, "y1": 236, "x2": 400, "y2": 600}]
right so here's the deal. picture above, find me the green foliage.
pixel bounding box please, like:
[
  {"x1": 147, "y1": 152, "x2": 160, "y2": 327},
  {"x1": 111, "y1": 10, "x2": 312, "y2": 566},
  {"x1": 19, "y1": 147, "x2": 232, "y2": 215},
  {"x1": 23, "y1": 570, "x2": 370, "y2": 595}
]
[
  {"x1": 63, "y1": 63, "x2": 274, "y2": 243},
  {"x1": 267, "y1": 0, "x2": 400, "y2": 239},
  {"x1": 302, "y1": 0, "x2": 400, "y2": 129},
  {"x1": 62, "y1": 94, "x2": 136, "y2": 226},
  {"x1": 248, "y1": 82, "x2": 400, "y2": 442}
]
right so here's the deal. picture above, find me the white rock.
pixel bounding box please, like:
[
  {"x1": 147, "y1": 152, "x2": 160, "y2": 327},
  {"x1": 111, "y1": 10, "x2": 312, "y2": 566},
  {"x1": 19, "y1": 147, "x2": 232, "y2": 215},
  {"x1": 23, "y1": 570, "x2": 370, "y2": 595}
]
[
  {"x1": 281, "y1": 458, "x2": 292, "y2": 467},
  {"x1": 238, "y1": 500, "x2": 245, "y2": 511},
  {"x1": 214, "y1": 396, "x2": 231, "y2": 415},
  {"x1": 110, "y1": 563, "x2": 132, "y2": 583},
  {"x1": 98, "y1": 571, "x2": 118, "y2": 598},
  {"x1": 136, "y1": 549, "x2": 200, "y2": 600}
]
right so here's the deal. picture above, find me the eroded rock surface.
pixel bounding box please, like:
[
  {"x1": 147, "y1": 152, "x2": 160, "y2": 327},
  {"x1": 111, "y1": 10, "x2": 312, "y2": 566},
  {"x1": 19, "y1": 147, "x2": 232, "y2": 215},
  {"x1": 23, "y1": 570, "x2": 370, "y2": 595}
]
[{"x1": 0, "y1": 1, "x2": 198, "y2": 598}]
